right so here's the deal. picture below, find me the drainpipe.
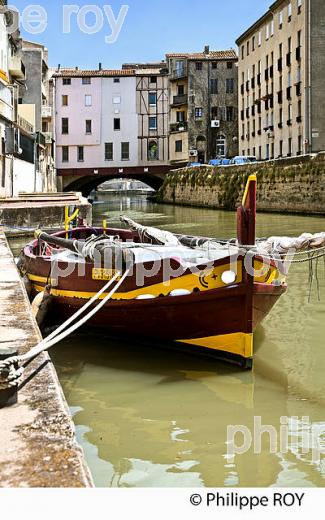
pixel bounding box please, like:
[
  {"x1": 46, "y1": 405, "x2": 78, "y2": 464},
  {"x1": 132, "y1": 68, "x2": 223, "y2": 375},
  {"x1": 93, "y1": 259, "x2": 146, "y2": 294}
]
[{"x1": 305, "y1": 0, "x2": 312, "y2": 153}]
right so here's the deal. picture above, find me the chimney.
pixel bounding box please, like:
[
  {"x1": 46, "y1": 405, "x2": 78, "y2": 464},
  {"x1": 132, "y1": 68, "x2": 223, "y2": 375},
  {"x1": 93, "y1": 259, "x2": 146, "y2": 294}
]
[
  {"x1": 204, "y1": 45, "x2": 210, "y2": 55},
  {"x1": 99, "y1": 62, "x2": 102, "y2": 70}
]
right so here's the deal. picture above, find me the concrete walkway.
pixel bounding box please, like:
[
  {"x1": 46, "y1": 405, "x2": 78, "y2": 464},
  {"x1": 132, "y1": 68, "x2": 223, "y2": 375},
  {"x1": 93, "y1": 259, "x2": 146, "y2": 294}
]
[{"x1": 0, "y1": 228, "x2": 93, "y2": 487}]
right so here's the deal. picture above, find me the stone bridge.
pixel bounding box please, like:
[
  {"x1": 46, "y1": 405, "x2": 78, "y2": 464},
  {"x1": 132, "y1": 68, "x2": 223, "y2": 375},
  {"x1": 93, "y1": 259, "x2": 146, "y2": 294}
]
[{"x1": 58, "y1": 165, "x2": 175, "y2": 196}]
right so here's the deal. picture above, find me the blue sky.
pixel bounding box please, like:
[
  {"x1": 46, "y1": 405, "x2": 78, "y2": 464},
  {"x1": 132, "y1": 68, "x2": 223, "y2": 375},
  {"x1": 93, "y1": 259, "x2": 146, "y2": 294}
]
[{"x1": 12, "y1": 0, "x2": 271, "y2": 69}]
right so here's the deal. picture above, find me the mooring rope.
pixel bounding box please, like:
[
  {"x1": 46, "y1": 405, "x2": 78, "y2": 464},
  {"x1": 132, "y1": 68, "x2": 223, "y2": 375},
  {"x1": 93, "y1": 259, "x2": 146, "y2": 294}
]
[{"x1": 0, "y1": 269, "x2": 130, "y2": 390}]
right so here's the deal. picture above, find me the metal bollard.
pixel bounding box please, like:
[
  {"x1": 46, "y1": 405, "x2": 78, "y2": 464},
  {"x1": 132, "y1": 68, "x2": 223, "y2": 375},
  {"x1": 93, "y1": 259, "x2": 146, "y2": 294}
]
[{"x1": 0, "y1": 347, "x2": 18, "y2": 408}]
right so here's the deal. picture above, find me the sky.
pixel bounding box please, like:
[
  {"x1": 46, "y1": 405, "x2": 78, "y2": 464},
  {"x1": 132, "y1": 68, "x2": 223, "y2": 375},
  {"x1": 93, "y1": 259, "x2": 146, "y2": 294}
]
[{"x1": 11, "y1": 0, "x2": 271, "y2": 69}]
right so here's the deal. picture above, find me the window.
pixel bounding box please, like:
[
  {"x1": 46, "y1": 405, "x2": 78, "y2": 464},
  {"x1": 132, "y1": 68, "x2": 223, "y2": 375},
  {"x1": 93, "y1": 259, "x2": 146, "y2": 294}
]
[
  {"x1": 149, "y1": 92, "x2": 157, "y2": 106},
  {"x1": 82, "y1": 77, "x2": 91, "y2": 85},
  {"x1": 226, "y1": 106, "x2": 234, "y2": 121},
  {"x1": 150, "y1": 76, "x2": 157, "y2": 84},
  {"x1": 252, "y1": 36, "x2": 255, "y2": 51},
  {"x1": 177, "y1": 85, "x2": 185, "y2": 96},
  {"x1": 211, "y1": 106, "x2": 219, "y2": 119},
  {"x1": 227, "y1": 61, "x2": 233, "y2": 69},
  {"x1": 62, "y1": 146, "x2": 69, "y2": 162},
  {"x1": 279, "y1": 10, "x2": 283, "y2": 27},
  {"x1": 241, "y1": 46, "x2": 244, "y2": 59},
  {"x1": 63, "y1": 78, "x2": 71, "y2": 85},
  {"x1": 212, "y1": 62, "x2": 217, "y2": 69},
  {"x1": 113, "y1": 78, "x2": 120, "y2": 83},
  {"x1": 270, "y1": 19, "x2": 274, "y2": 36},
  {"x1": 105, "y1": 142, "x2": 113, "y2": 161},
  {"x1": 77, "y1": 146, "x2": 84, "y2": 162},
  {"x1": 85, "y1": 120, "x2": 92, "y2": 134},
  {"x1": 62, "y1": 95, "x2": 68, "y2": 106},
  {"x1": 175, "y1": 140, "x2": 183, "y2": 153},
  {"x1": 176, "y1": 110, "x2": 185, "y2": 122},
  {"x1": 85, "y1": 95, "x2": 92, "y2": 106},
  {"x1": 210, "y1": 79, "x2": 218, "y2": 94},
  {"x1": 247, "y1": 41, "x2": 250, "y2": 55},
  {"x1": 149, "y1": 116, "x2": 157, "y2": 130},
  {"x1": 258, "y1": 31, "x2": 262, "y2": 46},
  {"x1": 266, "y1": 23, "x2": 270, "y2": 40},
  {"x1": 114, "y1": 118, "x2": 121, "y2": 131},
  {"x1": 113, "y1": 96, "x2": 121, "y2": 104},
  {"x1": 195, "y1": 107, "x2": 203, "y2": 119},
  {"x1": 61, "y1": 118, "x2": 69, "y2": 134},
  {"x1": 196, "y1": 62, "x2": 203, "y2": 71},
  {"x1": 288, "y1": 2, "x2": 292, "y2": 19},
  {"x1": 216, "y1": 134, "x2": 226, "y2": 157},
  {"x1": 279, "y1": 140, "x2": 283, "y2": 157},
  {"x1": 297, "y1": 0, "x2": 302, "y2": 13},
  {"x1": 226, "y1": 78, "x2": 234, "y2": 94},
  {"x1": 297, "y1": 30, "x2": 302, "y2": 47},
  {"x1": 288, "y1": 137, "x2": 292, "y2": 156},
  {"x1": 121, "y1": 142, "x2": 129, "y2": 160},
  {"x1": 148, "y1": 141, "x2": 159, "y2": 160}
]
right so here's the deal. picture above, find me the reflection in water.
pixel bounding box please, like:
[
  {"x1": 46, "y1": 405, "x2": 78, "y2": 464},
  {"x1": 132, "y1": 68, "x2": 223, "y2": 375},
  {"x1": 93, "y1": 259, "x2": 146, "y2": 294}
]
[{"x1": 23, "y1": 192, "x2": 325, "y2": 487}]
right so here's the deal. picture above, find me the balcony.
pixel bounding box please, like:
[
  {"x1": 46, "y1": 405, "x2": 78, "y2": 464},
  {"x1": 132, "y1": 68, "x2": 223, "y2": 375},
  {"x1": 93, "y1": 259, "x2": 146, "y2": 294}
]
[
  {"x1": 17, "y1": 114, "x2": 34, "y2": 134},
  {"x1": 171, "y1": 94, "x2": 187, "y2": 107},
  {"x1": 170, "y1": 66, "x2": 188, "y2": 81},
  {"x1": 43, "y1": 131, "x2": 53, "y2": 144},
  {"x1": 170, "y1": 121, "x2": 188, "y2": 133},
  {"x1": 42, "y1": 105, "x2": 52, "y2": 118},
  {"x1": 9, "y1": 55, "x2": 25, "y2": 80}
]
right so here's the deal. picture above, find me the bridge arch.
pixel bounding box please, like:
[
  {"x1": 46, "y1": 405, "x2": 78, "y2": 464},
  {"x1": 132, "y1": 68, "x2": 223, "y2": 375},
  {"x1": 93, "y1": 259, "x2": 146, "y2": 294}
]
[{"x1": 59, "y1": 165, "x2": 173, "y2": 196}]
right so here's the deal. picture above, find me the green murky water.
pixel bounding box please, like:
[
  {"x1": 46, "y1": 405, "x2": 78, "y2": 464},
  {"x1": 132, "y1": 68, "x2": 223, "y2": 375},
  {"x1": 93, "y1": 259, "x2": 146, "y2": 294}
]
[{"x1": 20, "y1": 193, "x2": 325, "y2": 487}]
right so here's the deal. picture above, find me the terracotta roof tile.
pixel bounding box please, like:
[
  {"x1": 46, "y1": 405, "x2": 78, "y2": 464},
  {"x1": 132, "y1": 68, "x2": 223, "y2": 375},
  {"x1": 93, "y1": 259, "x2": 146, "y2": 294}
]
[
  {"x1": 53, "y1": 69, "x2": 136, "y2": 78},
  {"x1": 166, "y1": 50, "x2": 237, "y2": 60}
]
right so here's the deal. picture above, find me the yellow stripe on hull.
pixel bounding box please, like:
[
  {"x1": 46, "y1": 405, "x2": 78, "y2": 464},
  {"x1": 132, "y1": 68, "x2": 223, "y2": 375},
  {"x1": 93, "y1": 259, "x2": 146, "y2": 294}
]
[
  {"x1": 178, "y1": 332, "x2": 253, "y2": 359},
  {"x1": 29, "y1": 260, "x2": 243, "y2": 300}
]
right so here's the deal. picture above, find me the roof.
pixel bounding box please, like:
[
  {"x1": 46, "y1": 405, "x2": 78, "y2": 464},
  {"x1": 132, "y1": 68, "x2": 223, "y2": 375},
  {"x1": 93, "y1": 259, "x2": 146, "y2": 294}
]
[
  {"x1": 53, "y1": 69, "x2": 136, "y2": 78},
  {"x1": 166, "y1": 50, "x2": 237, "y2": 60},
  {"x1": 236, "y1": 0, "x2": 283, "y2": 45}
]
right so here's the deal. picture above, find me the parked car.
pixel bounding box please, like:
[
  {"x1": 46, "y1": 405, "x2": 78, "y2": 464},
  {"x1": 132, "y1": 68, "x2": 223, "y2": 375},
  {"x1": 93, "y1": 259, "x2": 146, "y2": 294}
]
[
  {"x1": 187, "y1": 162, "x2": 203, "y2": 168},
  {"x1": 229, "y1": 156, "x2": 258, "y2": 165},
  {"x1": 209, "y1": 158, "x2": 231, "y2": 166}
]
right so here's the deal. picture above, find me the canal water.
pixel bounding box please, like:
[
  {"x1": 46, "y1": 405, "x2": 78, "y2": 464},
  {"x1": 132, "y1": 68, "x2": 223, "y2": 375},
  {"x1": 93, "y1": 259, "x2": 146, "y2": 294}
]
[{"x1": 11, "y1": 193, "x2": 325, "y2": 487}]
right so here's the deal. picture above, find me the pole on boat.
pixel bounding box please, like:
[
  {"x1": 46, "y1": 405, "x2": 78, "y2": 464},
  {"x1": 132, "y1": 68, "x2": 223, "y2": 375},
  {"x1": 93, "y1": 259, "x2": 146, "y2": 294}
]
[
  {"x1": 65, "y1": 207, "x2": 80, "y2": 239},
  {"x1": 103, "y1": 220, "x2": 107, "y2": 236},
  {"x1": 237, "y1": 174, "x2": 257, "y2": 246}
]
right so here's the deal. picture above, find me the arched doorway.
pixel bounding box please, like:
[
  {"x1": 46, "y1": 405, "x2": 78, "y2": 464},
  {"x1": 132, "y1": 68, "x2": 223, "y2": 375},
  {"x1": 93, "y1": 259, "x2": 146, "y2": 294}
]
[{"x1": 196, "y1": 135, "x2": 207, "y2": 164}]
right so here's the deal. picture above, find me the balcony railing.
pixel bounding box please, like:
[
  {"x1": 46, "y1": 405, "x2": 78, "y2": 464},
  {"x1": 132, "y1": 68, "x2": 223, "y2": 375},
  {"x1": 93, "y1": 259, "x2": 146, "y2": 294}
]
[
  {"x1": 9, "y1": 55, "x2": 25, "y2": 80},
  {"x1": 42, "y1": 105, "x2": 52, "y2": 118},
  {"x1": 170, "y1": 121, "x2": 188, "y2": 133},
  {"x1": 17, "y1": 114, "x2": 34, "y2": 134},
  {"x1": 171, "y1": 94, "x2": 187, "y2": 106}
]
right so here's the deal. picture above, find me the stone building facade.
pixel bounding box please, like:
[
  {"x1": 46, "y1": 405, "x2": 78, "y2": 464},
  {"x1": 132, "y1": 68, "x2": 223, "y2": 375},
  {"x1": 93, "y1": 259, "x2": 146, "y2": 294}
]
[
  {"x1": 236, "y1": 0, "x2": 325, "y2": 160},
  {"x1": 166, "y1": 48, "x2": 239, "y2": 166}
]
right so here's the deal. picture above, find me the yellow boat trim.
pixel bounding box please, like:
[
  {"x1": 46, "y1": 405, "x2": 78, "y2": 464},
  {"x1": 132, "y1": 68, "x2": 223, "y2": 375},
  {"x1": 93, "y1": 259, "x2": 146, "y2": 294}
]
[
  {"x1": 178, "y1": 332, "x2": 253, "y2": 358},
  {"x1": 28, "y1": 274, "x2": 55, "y2": 284},
  {"x1": 29, "y1": 261, "x2": 243, "y2": 300}
]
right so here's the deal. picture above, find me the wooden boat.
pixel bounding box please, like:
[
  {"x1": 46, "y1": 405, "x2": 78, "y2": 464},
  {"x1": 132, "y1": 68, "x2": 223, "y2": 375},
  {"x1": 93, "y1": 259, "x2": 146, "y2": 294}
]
[{"x1": 18, "y1": 175, "x2": 287, "y2": 369}]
